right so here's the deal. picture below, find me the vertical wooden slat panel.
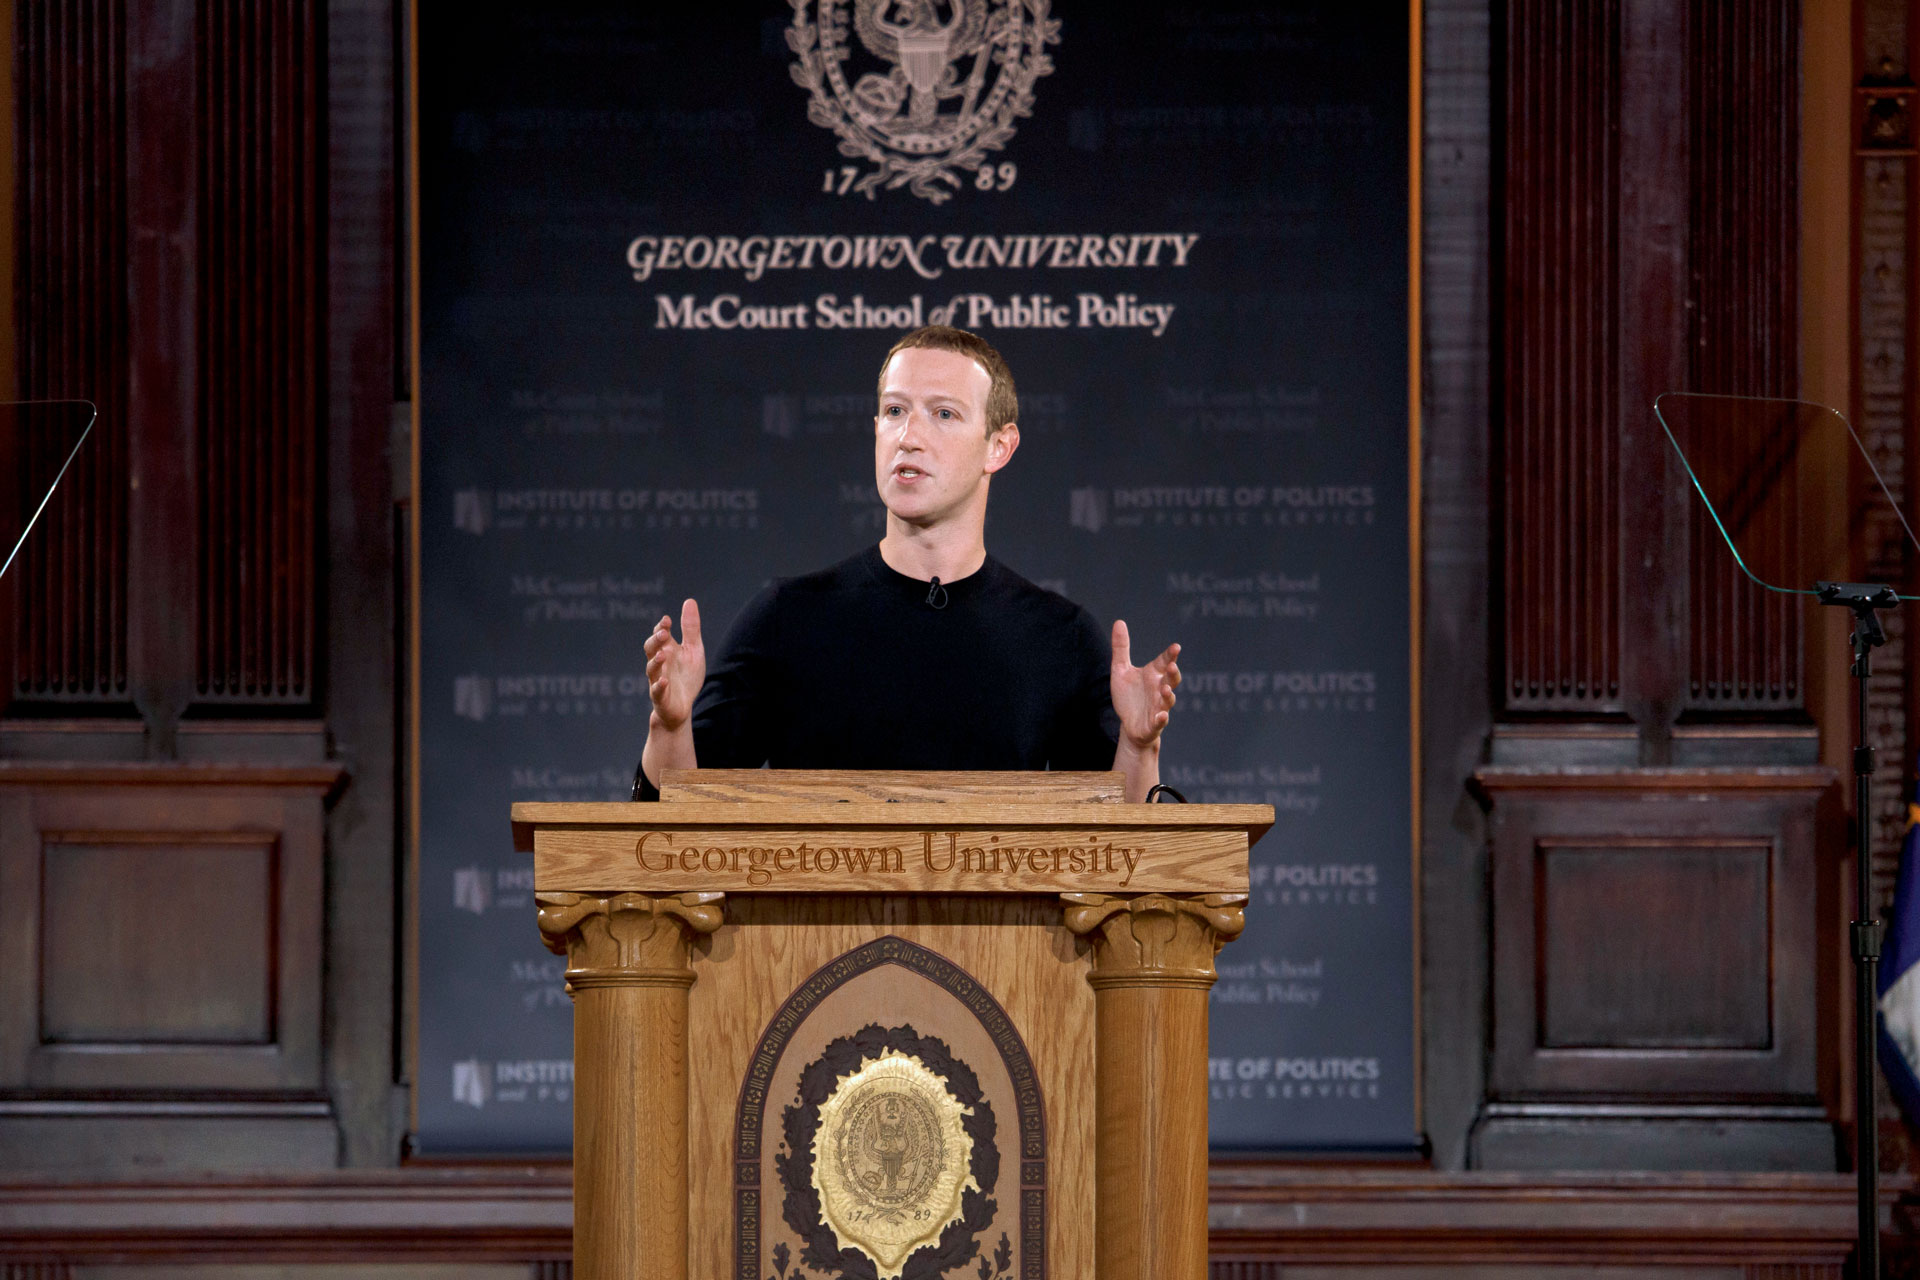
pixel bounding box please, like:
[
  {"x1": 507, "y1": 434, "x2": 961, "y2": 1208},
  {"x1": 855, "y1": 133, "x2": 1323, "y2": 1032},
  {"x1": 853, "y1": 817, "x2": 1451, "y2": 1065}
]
[
  {"x1": 194, "y1": 0, "x2": 320, "y2": 706},
  {"x1": 1501, "y1": 0, "x2": 1801, "y2": 720},
  {"x1": 1500, "y1": 0, "x2": 1622, "y2": 712},
  {"x1": 1684, "y1": 0, "x2": 1802, "y2": 710},
  {"x1": 1206, "y1": 1265, "x2": 1279, "y2": 1280},
  {"x1": 11, "y1": 0, "x2": 131, "y2": 706}
]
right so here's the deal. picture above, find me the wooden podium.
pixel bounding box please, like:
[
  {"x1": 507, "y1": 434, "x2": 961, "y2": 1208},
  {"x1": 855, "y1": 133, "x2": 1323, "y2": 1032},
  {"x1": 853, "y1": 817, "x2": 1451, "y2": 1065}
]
[{"x1": 511, "y1": 771, "x2": 1271, "y2": 1280}]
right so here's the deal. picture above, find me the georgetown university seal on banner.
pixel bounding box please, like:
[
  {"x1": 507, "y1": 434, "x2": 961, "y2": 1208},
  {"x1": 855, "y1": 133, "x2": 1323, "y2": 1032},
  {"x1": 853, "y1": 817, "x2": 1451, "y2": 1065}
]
[{"x1": 788, "y1": 0, "x2": 1061, "y2": 204}]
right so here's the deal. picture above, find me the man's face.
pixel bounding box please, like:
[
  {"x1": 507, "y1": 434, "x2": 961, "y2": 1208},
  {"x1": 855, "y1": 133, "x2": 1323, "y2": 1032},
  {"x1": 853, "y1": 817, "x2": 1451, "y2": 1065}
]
[{"x1": 873, "y1": 346, "x2": 1016, "y2": 528}]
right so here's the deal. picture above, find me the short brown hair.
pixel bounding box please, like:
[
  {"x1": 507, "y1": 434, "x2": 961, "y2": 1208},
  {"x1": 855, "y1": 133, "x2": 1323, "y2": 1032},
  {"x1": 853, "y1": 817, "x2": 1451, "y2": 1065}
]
[{"x1": 877, "y1": 325, "x2": 1018, "y2": 435}]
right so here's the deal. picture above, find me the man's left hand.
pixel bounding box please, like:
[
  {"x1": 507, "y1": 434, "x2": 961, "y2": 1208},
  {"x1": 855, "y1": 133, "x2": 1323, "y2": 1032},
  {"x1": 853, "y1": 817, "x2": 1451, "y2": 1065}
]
[{"x1": 1110, "y1": 620, "x2": 1181, "y2": 750}]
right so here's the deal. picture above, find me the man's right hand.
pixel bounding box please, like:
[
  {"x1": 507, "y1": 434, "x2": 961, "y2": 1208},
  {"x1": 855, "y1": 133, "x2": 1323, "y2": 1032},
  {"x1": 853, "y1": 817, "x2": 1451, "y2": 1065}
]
[{"x1": 644, "y1": 598, "x2": 705, "y2": 730}]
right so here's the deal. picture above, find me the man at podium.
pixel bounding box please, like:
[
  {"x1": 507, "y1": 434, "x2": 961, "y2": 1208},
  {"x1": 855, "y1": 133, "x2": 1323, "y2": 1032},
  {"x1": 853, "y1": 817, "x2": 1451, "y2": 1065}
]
[{"x1": 636, "y1": 325, "x2": 1182, "y2": 803}]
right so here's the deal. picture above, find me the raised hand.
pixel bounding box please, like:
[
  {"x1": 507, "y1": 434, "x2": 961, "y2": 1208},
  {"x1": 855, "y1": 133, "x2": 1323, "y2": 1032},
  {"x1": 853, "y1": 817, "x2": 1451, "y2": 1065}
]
[
  {"x1": 1110, "y1": 619, "x2": 1181, "y2": 750},
  {"x1": 643, "y1": 598, "x2": 705, "y2": 731}
]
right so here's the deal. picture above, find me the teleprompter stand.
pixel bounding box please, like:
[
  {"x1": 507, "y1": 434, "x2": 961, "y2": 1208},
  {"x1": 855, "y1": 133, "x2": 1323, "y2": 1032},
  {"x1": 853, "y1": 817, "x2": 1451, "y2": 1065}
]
[
  {"x1": 1655, "y1": 392, "x2": 1915, "y2": 1277},
  {"x1": 1816, "y1": 580, "x2": 1900, "y2": 1280}
]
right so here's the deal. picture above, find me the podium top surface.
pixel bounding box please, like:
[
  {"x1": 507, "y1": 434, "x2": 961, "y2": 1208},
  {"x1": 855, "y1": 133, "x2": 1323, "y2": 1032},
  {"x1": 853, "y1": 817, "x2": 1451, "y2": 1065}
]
[
  {"x1": 656, "y1": 768, "x2": 1128, "y2": 804},
  {"x1": 511, "y1": 799, "x2": 1275, "y2": 846}
]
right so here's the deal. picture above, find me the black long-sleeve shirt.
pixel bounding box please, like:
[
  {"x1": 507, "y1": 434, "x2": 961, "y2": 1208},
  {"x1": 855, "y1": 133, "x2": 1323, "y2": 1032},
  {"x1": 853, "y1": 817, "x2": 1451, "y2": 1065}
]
[{"x1": 636, "y1": 545, "x2": 1119, "y2": 799}]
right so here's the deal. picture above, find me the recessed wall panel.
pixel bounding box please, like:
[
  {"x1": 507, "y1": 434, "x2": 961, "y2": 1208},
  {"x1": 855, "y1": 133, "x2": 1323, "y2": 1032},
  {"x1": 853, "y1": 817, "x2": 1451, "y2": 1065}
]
[
  {"x1": 40, "y1": 836, "x2": 276, "y2": 1045},
  {"x1": 1536, "y1": 841, "x2": 1771, "y2": 1051}
]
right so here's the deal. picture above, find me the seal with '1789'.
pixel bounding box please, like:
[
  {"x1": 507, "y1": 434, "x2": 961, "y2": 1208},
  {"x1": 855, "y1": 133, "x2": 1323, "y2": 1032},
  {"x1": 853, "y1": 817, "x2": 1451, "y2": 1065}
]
[{"x1": 811, "y1": 1050, "x2": 978, "y2": 1279}]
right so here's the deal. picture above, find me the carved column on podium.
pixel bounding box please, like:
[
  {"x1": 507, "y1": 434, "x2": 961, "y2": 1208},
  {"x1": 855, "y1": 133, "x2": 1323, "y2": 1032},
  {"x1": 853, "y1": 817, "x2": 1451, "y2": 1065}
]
[
  {"x1": 1063, "y1": 892, "x2": 1247, "y2": 1280},
  {"x1": 537, "y1": 891, "x2": 724, "y2": 1280}
]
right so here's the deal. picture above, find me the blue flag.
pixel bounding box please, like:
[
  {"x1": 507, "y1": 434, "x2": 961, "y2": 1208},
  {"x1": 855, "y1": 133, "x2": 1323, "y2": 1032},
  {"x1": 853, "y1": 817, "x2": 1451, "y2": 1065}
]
[{"x1": 1878, "y1": 766, "x2": 1920, "y2": 1119}]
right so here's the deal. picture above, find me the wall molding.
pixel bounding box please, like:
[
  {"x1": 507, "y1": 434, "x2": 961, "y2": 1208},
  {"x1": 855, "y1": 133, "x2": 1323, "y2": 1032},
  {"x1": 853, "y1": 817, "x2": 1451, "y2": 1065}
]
[{"x1": 0, "y1": 1169, "x2": 1871, "y2": 1268}]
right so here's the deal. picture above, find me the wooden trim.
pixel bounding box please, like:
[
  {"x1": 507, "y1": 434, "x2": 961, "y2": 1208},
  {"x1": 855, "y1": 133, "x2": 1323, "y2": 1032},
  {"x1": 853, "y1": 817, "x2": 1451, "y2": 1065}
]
[
  {"x1": 1472, "y1": 766, "x2": 1837, "y2": 794},
  {"x1": 1417, "y1": 0, "x2": 1494, "y2": 1170},
  {"x1": 0, "y1": 1170, "x2": 1871, "y2": 1267},
  {"x1": 515, "y1": 800, "x2": 1275, "y2": 830},
  {"x1": 0, "y1": 761, "x2": 345, "y2": 792},
  {"x1": 320, "y1": 0, "x2": 404, "y2": 1167},
  {"x1": 124, "y1": 0, "x2": 201, "y2": 756},
  {"x1": 0, "y1": 0, "x2": 16, "y2": 409},
  {"x1": 1407, "y1": 0, "x2": 1426, "y2": 1142},
  {"x1": 0, "y1": 1099, "x2": 333, "y2": 1118},
  {"x1": 404, "y1": 0, "x2": 424, "y2": 1148},
  {"x1": 0, "y1": 1171, "x2": 573, "y2": 1262},
  {"x1": 1475, "y1": 765, "x2": 1831, "y2": 1117},
  {"x1": 1209, "y1": 1169, "x2": 1872, "y2": 1266}
]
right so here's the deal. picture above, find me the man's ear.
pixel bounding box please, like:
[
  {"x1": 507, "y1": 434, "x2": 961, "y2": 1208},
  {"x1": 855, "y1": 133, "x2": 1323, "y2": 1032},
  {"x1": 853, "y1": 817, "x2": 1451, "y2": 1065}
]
[{"x1": 984, "y1": 423, "x2": 1021, "y2": 474}]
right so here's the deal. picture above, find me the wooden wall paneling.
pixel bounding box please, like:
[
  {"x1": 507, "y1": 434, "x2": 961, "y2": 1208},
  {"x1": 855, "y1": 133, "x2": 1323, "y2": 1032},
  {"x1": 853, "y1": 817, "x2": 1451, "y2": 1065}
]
[
  {"x1": 1471, "y1": 768, "x2": 1835, "y2": 1170},
  {"x1": 1534, "y1": 840, "x2": 1774, "y2": 1050},
  {"x1": 1418, "y1": 0, "x2": 1495, "y2": 1171},
  {"x1": 0, "y1": 765, "x2": 342, "y2": 1170},
  {"x1": 9, "y1": 0, "x2": 132, "y2": 714},
  {"x1": 1614, "y1": 0, "x2": 1691, "y2": 759},
  {"x1": 1492, "y1": 2, "x2": 1819, "y2": 751},
  {"x1": 1684, "y1": 0, "x2": 1803, "y2": 713},
  {"x1": 0, "y1": 1170, "x2": 1864, "y2": 1274},
  {"x1": 1498, "y1": 0, "x2": 1623, "y2": 716},
  {"x1": 1207, "y1": 1169, "x2": 1862, "y2": 1271},
  {"x1": 0, "y1": 0, "x2": 399, "y2": 1172},
  {"x1": 322, "y1": 0, "x2": 404, "y2": 1168},
  {"x1": 1, "y1": 1264, "x2": 72, "y2": 1280},
  {"x1": 13, "y1": 0, "x2": 331, "y2": 734},
  {"x1": 195, "y1": 0, "x2": 321, "y2": 710},
  {"x1": 1498, "y1": 0, "x2": 1809, "y2": 744},
  {"x1": 123, "y1": 0, "x2": 199, "y2": 757},
  {"x1": 1487, "y1": 778, "x2": 1820, "y2": 1096},
  {"x1": 1497, "y1": 0, "x2": 1812, "y2": 740},
  {"x1": 1484, "y1": 0, "x2": 1833, "y2": 1179},
  {"x1": 38, "y1": 833, "x2": 279, "y2": 1046},
  {"x1": 0, "y1": 1170, "x2": 576, "y2": 1263}
]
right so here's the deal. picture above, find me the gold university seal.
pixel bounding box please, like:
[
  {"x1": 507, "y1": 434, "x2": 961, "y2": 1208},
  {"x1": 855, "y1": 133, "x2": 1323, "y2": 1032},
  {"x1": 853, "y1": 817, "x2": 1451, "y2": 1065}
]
[{"x1": 810, "y1": 1049, "x2": 978, "y2": 1278}]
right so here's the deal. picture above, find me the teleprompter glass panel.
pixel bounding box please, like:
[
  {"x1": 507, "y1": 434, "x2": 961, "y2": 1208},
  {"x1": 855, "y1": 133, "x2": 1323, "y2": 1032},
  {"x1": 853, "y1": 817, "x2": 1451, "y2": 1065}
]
[
  {"x1": 0, "y1": 400, "x2": 97, "y2": 583},
  {"x1": 1654, "y1": 392, "x2": 1920, "y2": 598}
]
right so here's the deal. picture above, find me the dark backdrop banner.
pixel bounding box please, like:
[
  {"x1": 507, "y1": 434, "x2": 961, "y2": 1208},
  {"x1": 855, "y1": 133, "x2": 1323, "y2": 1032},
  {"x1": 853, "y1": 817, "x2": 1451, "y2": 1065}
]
[{"x1": 416, "y1": 1, "x2": 1413, "y2": 1155}]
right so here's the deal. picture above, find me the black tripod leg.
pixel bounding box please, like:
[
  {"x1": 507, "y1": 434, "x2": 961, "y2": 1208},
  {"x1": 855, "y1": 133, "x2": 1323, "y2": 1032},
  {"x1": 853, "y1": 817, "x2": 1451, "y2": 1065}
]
[{"x1": 1850, "y1": 608, "x2": 1884, "y2": 1280}]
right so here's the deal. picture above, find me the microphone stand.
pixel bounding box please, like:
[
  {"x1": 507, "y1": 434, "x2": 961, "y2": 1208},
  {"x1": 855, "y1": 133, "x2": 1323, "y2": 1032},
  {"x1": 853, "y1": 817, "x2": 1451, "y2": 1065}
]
[{"x1": 1817, "y1": 579, "x2": 1899, "y2": 1280}]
